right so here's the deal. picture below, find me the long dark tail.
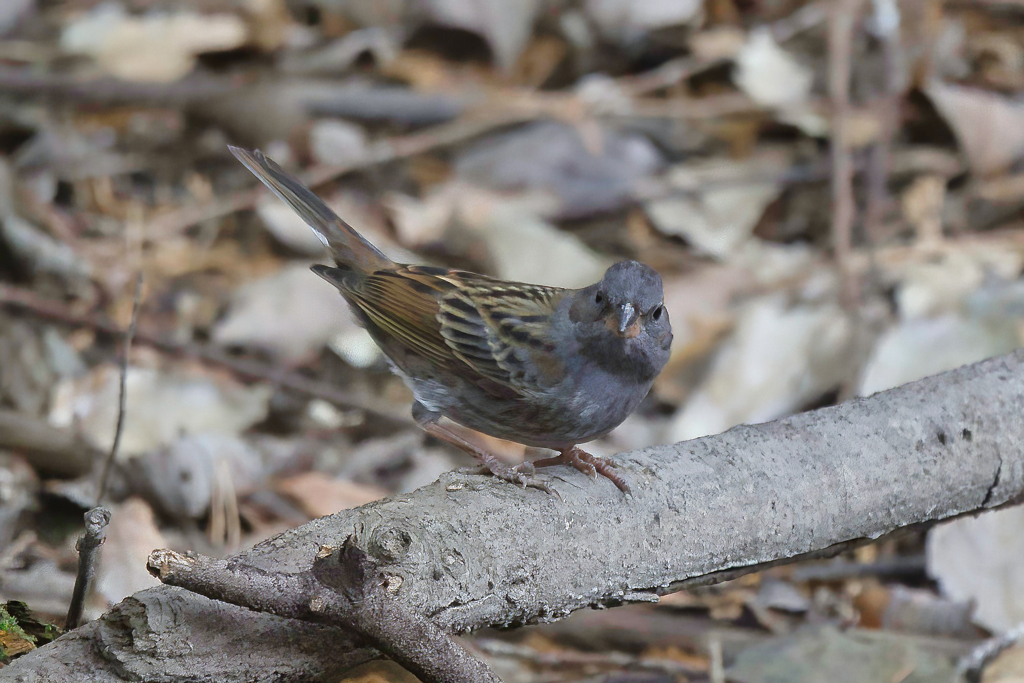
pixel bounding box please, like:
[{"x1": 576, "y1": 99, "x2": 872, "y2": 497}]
[{"x1": 229, "y1": 146, "x2": 393, "y2": 273}]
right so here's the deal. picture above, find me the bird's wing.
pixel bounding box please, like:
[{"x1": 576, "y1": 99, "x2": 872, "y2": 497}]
[
  {"x1": 340, "y1": 265, "x2": 567, "y2": 397},
  {"x1": 437, "y1": 274, "x2": 568, "y2": 393}
]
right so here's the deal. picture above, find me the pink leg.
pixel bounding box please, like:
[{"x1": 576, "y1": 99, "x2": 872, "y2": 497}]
[
  {"x1": 529, "y1": 446, "x2": 631, "y2": 494},
  {"x1": 413, "y1": 404, "x2": 555, "y2": 494}
]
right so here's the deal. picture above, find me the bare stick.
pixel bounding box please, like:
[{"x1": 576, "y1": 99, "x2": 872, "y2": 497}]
[
  {"x1": 828, "y1": 0, "x2": 866, "y2": 309},
  {"x1": 148, "y1": 539, "x2": 502, "y2": 683},
  {"x1": 94, "y1": 273, "x2": 143, "y2": 506},
  {"x1": 65, "y1": 507, "x2": 111, "y2": 630},
  {"x1": 958, "y1": 622, "x2": 1024, "y2": 683}
]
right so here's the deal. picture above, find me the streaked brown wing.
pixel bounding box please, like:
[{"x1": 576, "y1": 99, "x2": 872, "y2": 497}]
[
  {"x1": 342, "y1": 265, "x2": 567, "y2": 396},
  {"x1": 343, "y1": 267, "x2": 456, "y2": 369},
  {"x1": 438, "y1": 278, "x2": 567, "y2": 392}
]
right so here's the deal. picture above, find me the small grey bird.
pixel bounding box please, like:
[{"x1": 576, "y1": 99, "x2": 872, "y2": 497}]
[{"x1": 230, "y1": 146, "x2": 672, "y2": 493}]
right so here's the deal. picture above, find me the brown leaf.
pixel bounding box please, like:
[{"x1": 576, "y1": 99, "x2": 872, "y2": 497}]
[
  {"x1": 335, "y1": 659, "x2": 423, "y2": 683},
  {"x1": 275, "y1": 472, "x2": 388, "y2": 518},
  {"x1": 95, "y1": 498, "x2": 166, "y2": 609},
  {"x1": 983, "y1": 643, "x2": 1024, "y2": 683}
]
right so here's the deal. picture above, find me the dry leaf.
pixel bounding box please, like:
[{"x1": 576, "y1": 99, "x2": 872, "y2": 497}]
[
  {"x1": 926, "y1": 82, "x2": 1024, "y2": 176},
  {"x1": 928, "y1": 505, "x2": 1024, "y2": 633},
  {"x1": 212, "y1": 262, "x2": 362, "y2": 363},
  {"x1": 335, "y1": 659, "x2": 422, "y2": 683},
  {"x1": 94, "y1": 498, "x2": 165, "y2": 608},
  {"x1": 276, "y1": 471, "x2": 388, "y2": 518},
  {"x1": 49, "y1": 365, "x2": 272, "y2": 457},
  {"x1": 983, "y1": 643, "x2": 1024, "y2": 683},
  {"x1": 586, "y1": 0, "x2": 703, "y2": 38},
  {"x1": 859, "y1": 315, "x2": 1019, "y2": 396},
  {"x1": 734, "y1": 29, "x2": 813, "y2": 108},
  {"x1": 669, "y1": 296, "x2": 853, "y2": 442},
  {"x1": 61, "y1": 5, "x2": 248, "y2": 83},
  {"x1": 900, "y1": 175, "x2": 946, "y2": 245},
  {"x1": 645, "y1": 152, "x2": 789, "y2": 259}
]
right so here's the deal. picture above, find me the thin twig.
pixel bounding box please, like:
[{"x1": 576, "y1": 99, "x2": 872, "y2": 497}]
[
  {"x1": 828, "y1": 0, "x2": 866, "y2": 310},
  {"x1": 863, "y1": 0, "x2": 903, "y2": 245},
  {"x1": 65, "y1": 507, "x2": 111, "y2": 630},
  {"x1": 94, "y1": 273, "x2": 143, "y2": 507},
  {"x1": 0, "y1": 67, "x2": 253, "y2": 105},
  {"x1": 958, "y1": 622, "x2": 1024, "y2": 683}
]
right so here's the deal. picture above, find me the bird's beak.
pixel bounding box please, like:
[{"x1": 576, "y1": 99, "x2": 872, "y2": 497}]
[{"x1": 617, "y1": 302, "x2": 641, "y2": 338}]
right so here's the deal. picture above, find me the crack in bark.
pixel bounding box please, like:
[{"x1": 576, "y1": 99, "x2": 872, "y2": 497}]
[{"x1": 982, "y1": 452, "x2": 1003, "y2": 508}]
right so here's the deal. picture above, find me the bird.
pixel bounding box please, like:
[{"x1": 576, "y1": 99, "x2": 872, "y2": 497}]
[{"x1": 229, "y1": 146, "x2": 672, "y2": 494}]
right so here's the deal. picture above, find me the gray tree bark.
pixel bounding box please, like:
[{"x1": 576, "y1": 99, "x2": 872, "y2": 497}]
[{"x1": 4, "y1": 349, "x2": 1024, "y2": 682}]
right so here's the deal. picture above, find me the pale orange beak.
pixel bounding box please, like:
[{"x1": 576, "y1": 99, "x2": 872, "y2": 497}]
[{"x1": 613, "y1": 303, "x2": 641, "y2": 338}]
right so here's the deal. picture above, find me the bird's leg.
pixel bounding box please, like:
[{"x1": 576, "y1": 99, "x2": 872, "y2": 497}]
[
  {"x1": 411, "y1": 403, "x2": 554, "y2": 494},
  {"x1": 529, "y1": 446, "x2": 631, "y2": 494}
]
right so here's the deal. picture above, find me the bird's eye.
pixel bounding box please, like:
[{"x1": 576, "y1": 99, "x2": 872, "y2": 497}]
[
  {"x1": 594, "y1": 292, "x2": 604, "y2": 305},
  {"x1": 651, "y1": 304, "x2": 664, "y2": 321}
]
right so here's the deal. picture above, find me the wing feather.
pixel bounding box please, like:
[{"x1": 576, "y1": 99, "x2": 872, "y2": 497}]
[{"x1": 340, "y1": 265, "x2": 567, "y2": 396}]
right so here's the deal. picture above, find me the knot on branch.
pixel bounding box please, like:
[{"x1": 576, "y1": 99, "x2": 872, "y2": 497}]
[
  {"x1": 311, "y1": 536, "x2": 386, "y2": 602},
  {"x1": 366, "y1": 525, "x2": 414, "y2": 563}
]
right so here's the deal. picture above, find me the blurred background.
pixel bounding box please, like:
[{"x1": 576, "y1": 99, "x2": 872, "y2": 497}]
[{"x1": 1, "y1": 0, "x2": 1023, "y2": 680}]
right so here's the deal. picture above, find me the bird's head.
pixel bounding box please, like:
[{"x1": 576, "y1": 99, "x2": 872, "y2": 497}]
[{"x1": 569, "y1": 260, "x2": 672, "y2": 381}]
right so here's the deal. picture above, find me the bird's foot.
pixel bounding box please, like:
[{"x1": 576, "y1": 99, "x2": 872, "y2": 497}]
[
  {"x1": 470, "y1": 459, "x2": 556, "y2": 495},
  {"x1": 530, "y1": 447, "x2": 630, "y2": 494},
  {"x1": 414, "y1": 405, "x2": 557, "y2": 495}
]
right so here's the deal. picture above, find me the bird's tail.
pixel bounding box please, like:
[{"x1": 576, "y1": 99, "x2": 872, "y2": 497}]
[{"x1": 229, "y1": 146, "x2": 393, "y2": 273}]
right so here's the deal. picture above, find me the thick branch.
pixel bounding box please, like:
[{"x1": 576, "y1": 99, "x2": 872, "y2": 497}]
[{"x1": 7, "y1": 350, "x2": 1024, "y2": 682}]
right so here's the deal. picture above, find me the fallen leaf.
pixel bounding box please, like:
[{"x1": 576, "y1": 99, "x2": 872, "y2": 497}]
[
  {"x1": 61, "y1": 5, "x2": 248, "y2": 83},
  {"x1": 734, "y1": 29, "x2": 813, "y2": 108},
  {"x1": 926, "y1": 81, "x2": 1024, "y2": 176},
  {"x1": 668, "y1": 295, "x2": 853, "y2": 441},
  {"x1": 276, "y1": 471, "x2": 388, "y2": 518},
  {"x1": 645, "y1": 151, "x2": 789, "y2": 259},
  {"x1": 983, "y1": 642, "x2": 1024, "y2": 683},
  {"x1": 586, "y1": 0, "x2": 702, "y2": 39},
  {"x1": 461, "y1": 202, "x2": 612, "y2": 288},
  {"x1": 728, "y1": 626, "x2": 956, "y2": 683},
  {"x1": 335, "y1": 659, "x2": 422, "y2": 683},
  {"x1": 900, "y1": 175, "x2": 946, "y2": 245},
  {"x1": 94, "y1": 498, "x2": 165, "y2": 608},
  {"x1": 212, "y1": 262, "x2": 361, "y2": 363},
  {"x1": 882, "y1": 586, "x2": 977, "y2": 638},
  {"x1": 49, "y1": 365, "x2": 272, "y2": 458},
  {"x1": 455, "y1": 121, "x2": 663, "y2": 219},
  {"x1": 255, "y1": 200, "x2": 326, "y2": 255},
  {"x1": 893, "y1": 249, "x2": 1022, "y2": 320},
  {"x1": 928, "y1": 506, "x2": 1024, "y2": 633},
  {"x1": 129, "y1": 433, "x2": 266, "y2": 519},
  {"x1": 858, "y1": 315, "x2": 1019, "y2": 396},
  {"x1": 308, "y1": 118, "x2": 369, "y2": 167},
  {"x1": 0, "y1": 0, "x2": 34, "y2": 37},
  {"x1": 1, "y1": 214, "x2": 90, "y2": 282}
]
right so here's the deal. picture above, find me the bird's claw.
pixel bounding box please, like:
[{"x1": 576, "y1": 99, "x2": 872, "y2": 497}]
[
  {"x1": 489, "y1": 461, "x2": 557, "y2": 496},
  {"x1": 462, "y1": 460, "x2": 558, "y2": 496},
  {"x1": 565, "y1": 448, "x2": 631, "y2": 494}
]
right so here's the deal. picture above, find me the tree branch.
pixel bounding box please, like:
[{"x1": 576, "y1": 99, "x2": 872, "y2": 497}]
[{"x1": 7, "y1": 349, "x2": 1024, "y2": 682}]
